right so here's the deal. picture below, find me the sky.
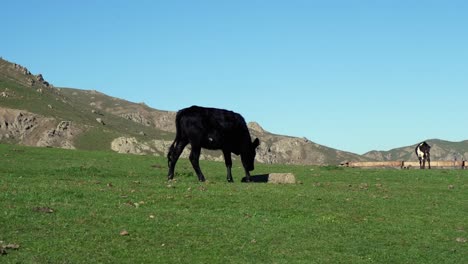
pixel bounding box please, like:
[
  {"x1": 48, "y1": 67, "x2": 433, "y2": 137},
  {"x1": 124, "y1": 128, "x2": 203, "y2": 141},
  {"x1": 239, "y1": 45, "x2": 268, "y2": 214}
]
[{"x1": 2, "y1": 0, "x2": 468, "y2": 154}]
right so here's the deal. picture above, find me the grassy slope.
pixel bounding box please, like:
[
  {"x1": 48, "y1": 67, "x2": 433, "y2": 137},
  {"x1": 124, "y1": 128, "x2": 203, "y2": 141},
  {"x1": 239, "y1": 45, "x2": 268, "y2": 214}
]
[
  {"x1": 1, "y1": 58, "x2": 173, "y2": 150},
  {"x1": 1, "y1": 144, "x2": 466, "y2": 263},
  {"x1": 57, "y1": 87, "x2": 175, "y2": 142}
]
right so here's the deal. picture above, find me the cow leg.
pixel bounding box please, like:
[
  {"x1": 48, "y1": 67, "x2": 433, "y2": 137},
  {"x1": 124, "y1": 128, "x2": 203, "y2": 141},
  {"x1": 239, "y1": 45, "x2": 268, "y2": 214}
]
[
  {"x1": 243, "y1": 169, "x2": 251, "y2": 182},
  {"x1": 427, "y1": 155, "x2": 431, "y2": 169},
  {"x1": 167, "y1": 140, "x2": 188, "y2": 180},
  {"x1": 418, "y1": 157, "x2": 423, "y2": 169},
  {"x1": 189, "y1": 146, "x2": 206, "y2": 182},
  {"x1": 223, "y1": 150, "x2": 233, "y2": 182}
]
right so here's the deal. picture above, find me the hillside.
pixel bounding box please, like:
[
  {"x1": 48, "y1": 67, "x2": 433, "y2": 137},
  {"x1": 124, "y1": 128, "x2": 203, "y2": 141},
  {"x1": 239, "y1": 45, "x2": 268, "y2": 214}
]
[
  {"x1": 0, "y1": 58, "x2": 368, "y2": 165},
  {"x1": 0, "y1": 58, "x2": 172, "y2": 152},
  {"x1": 364, "y1": 139, "x2": 468, "y2": 162}
]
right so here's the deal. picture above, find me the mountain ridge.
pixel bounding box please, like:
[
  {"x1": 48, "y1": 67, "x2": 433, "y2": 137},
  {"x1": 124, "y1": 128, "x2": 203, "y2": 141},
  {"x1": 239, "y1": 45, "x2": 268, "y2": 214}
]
[
  {"x1": 1, "y1": 58, "x2": 467, "y2": 164},
  {"x1": 363, "y1": 139, "x2": 468, "y2": 162}
]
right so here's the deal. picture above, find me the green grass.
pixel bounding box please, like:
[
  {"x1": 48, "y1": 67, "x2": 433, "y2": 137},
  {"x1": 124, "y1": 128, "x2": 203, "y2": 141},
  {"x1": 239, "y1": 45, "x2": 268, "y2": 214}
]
[
  {"x1": 73, "y1": 127, "x2": 120, "y2": 151},
  {"x1": 1, "y1": 144, "x2": 467, "y2": 263}
]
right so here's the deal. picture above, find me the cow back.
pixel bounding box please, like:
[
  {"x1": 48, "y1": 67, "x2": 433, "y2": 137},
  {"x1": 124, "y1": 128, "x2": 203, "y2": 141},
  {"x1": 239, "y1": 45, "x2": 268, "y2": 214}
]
[{"x1": 176, "y1": 106, "x2": 251, "y2": 152}]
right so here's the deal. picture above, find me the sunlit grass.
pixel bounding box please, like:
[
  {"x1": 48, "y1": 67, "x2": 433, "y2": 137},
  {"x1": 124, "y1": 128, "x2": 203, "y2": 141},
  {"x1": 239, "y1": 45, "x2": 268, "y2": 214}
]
[{"x1": 1, "y1": 144, "x2": 466, "y2": 263}]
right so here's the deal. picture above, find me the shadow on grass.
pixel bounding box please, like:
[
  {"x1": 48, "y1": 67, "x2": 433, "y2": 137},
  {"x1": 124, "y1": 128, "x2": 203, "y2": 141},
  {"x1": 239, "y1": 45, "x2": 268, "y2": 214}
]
[{"x1": 241, "y1": 174, "x2": 269, "y2": 183}]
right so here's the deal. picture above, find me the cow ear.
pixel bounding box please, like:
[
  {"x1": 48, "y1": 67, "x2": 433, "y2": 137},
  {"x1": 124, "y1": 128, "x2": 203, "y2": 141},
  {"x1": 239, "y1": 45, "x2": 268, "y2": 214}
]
[{"x1": 253, "y1": 138, "x2": 260, "y2": 148}]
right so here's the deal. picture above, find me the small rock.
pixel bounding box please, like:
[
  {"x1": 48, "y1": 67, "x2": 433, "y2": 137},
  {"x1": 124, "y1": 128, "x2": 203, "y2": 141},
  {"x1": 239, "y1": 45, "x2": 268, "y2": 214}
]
[
  {"x1": 96, "y1": 118, "x2": 105, "y2": 125},
  {"x1": 32, "y1": 207, "x2": 54, "y2": 213},
  {"x1": 120, "y1": 230, "x2": 129, "y2": 236},
  {"x1": 4, "y1": 244, "x2": 20, "y2": 249},
  {"x1": 359, "y1": 183, "x2": 369, "y2": 190}
]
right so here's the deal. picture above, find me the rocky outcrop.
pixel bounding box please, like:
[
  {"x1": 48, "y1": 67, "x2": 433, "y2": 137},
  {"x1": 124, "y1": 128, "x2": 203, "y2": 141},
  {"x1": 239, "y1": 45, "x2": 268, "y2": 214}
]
[
  {"x1": 248, "y1": 122, "x2": 265, "y2": 133},
  {"x1": 257, "y1": 137, "x2": 327, "y2": 164},
  {"x1": 12, "y1": 63, "x2": 31, "y2": 75},
  {"x1": 0, "y1": 108, "x2": 78, "y2": 149},
  {"x1": 37, "y1": 121, "x2": 77, "y2": 149},
  {"x1": 120, "y1": 112, "x2": 151, "y2": 126},
  {"x1": 107, "y1": 114, "x2": 365, "y2": 165},
  {"x1": 34, "y1": 74, "x2": 50, "y2": 87},
  {"x1": 151, "y1": 111, "x2": 177, "y2": 132},
  {"x1": 249, "y1": 122, "x2": 369, "y2": 165},
  {"x1": 109, "y1": 133, "x2": 360, "y2": 166},
  {"x1": 11, "y1": 63, "x2": 51, "y2": 87},
  {"x1": 110, "y1": 137, "x2": 224, "y2": 162},
  {"x1": 111, "y1": 137, "x2": 155, "y2": 155},
  {"x1": 0, "y1": 109, "x2": 38, "y2": 141}
]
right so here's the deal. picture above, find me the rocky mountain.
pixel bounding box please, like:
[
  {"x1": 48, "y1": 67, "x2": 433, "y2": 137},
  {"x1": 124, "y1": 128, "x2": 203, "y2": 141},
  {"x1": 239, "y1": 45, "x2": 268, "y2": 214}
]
[
  {"x1": 0, "y1": 58, "x2": 370, "y2": 165},
  {"x1": 2, "y1": 58, "x2": 467, "y2": 165},
  {"x1": 363, "y1": 139, "x2": 468, "y2": 162}
]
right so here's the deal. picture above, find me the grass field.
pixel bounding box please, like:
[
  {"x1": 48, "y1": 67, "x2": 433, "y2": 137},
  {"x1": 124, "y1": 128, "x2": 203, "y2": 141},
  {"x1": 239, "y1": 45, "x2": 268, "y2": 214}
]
[{"x1": 0, "y1": 144, "x2": 466, "y2": 263}]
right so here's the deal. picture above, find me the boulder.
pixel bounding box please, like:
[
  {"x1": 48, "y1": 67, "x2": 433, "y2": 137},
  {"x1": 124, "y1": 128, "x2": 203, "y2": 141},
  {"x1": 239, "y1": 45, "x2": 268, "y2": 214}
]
[
  {"x1": 267, "y1": 173, "x2": 296, "y2": 184},
  {"x1": 242, "y1": 173, "x2": 296, "y2": 184}
]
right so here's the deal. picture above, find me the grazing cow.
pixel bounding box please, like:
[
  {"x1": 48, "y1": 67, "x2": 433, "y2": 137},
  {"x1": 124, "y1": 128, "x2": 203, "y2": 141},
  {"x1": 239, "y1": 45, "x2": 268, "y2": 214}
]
[
  {"x1": 167, "y1": 106, "x2": 260, "y2": 182},
  {"x1": 415, "y1": 141, "x2": 431, "y2": 169}
]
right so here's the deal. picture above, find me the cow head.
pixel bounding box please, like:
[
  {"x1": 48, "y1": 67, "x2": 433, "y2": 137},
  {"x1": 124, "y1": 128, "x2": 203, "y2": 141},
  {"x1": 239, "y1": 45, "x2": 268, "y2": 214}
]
[{"x1": 242, "y1": 138, "x2": 260, "y2": 171}]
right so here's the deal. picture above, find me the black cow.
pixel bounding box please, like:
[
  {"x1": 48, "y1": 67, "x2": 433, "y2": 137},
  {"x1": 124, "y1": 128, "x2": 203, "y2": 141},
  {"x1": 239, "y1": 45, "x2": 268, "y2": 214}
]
[
  {"x1": 415, "y1": 141, "x2": 431, "y2": 169},
  {"x1": 167, "y1": 106, "x2": 260, "y2": 182}
]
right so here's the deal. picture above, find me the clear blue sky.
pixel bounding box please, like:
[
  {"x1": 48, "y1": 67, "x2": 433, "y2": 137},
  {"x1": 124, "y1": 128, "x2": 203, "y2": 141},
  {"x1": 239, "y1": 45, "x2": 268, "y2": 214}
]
[{"x1": 2, "y1": 1, "x2": 468, "y2": 154}]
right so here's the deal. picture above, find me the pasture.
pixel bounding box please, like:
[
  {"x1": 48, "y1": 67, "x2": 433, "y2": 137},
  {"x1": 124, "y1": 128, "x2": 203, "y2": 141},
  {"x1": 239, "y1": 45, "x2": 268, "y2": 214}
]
[{"x1": 0, "y1": 144, "x2": 466, "y2": 263}]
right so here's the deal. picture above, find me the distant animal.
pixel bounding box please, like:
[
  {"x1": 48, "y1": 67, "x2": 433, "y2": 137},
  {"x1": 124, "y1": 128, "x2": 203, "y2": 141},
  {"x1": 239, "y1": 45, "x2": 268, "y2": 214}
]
[
  {"x1": 167, "y1": 106, "x2": 260, "y2": 182},
  {"x1": 415, "y1": 141, "x2": 431, "y2": 169}
]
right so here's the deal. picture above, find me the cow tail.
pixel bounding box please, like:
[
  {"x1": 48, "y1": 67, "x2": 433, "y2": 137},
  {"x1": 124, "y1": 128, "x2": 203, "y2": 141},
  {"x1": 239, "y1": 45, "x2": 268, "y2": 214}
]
[
  {"x1": 167, "y1": 111, "x2": 183, "y2": 167},
  {"x1": 167, "y1": 141, "x2": 175, "y2": 167}
]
